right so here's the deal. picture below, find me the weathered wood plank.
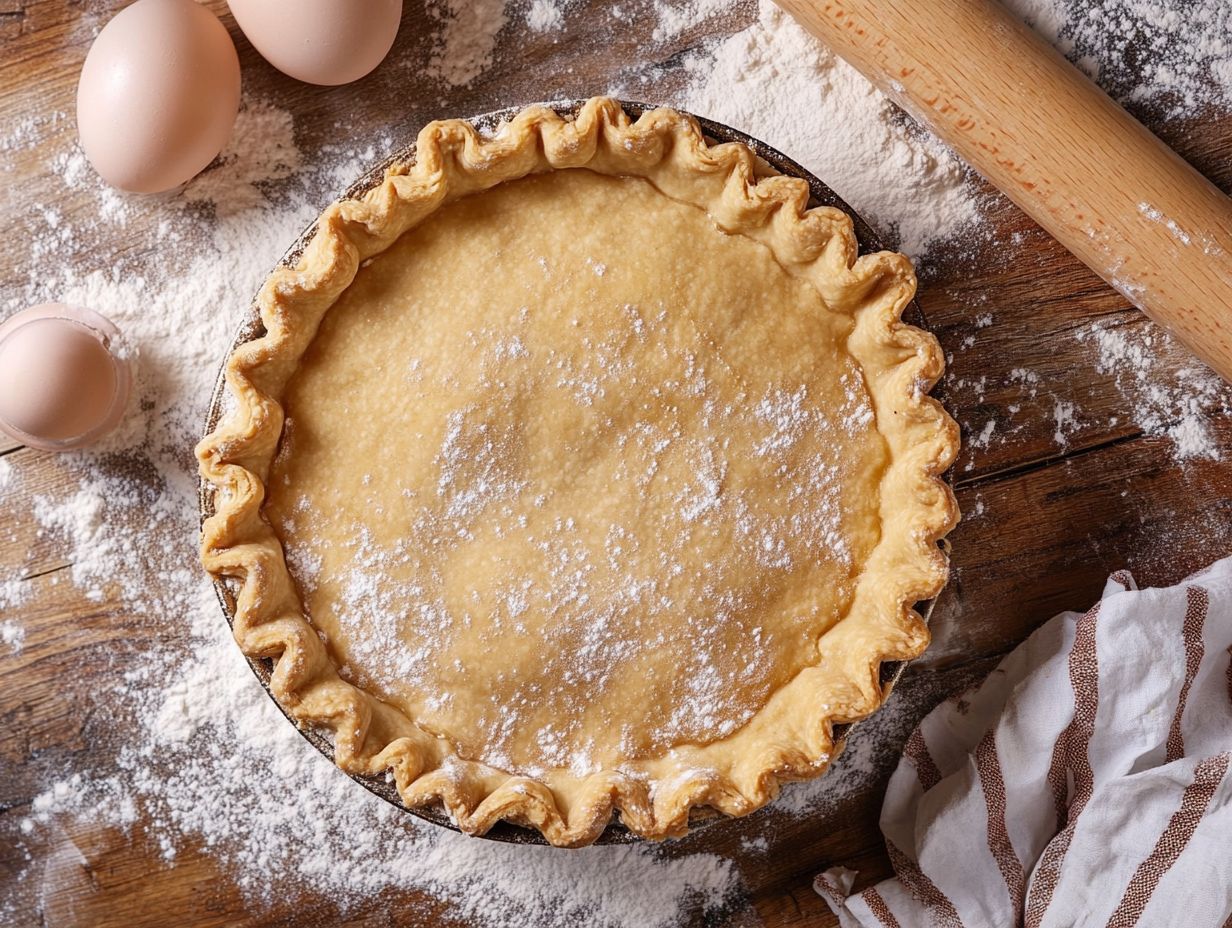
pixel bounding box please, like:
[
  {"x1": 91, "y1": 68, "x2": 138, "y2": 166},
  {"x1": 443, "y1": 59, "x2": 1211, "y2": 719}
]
[
  {"x1": 0, "y1": 447, "x2": 81, "y2": 580},
  {"x1": 929, "y1": 415, "x2": 1232, "y2": 668}
]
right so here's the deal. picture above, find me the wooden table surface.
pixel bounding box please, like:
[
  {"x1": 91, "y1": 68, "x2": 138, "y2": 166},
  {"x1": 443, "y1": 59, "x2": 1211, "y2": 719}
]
[{"x1": 2, "y1": 2, "x2": 1231, "y2": 926}]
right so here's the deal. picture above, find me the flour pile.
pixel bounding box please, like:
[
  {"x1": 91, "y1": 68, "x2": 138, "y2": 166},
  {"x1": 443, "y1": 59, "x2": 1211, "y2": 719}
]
[
  {"x1": 428, "y1": 0, "x2": 510, "y2": 86},
  {"x1": 673, "y1": 0, "x2": 1232, "y2": 256},
  {"x1": 677, "y1": 0, "x2": 982, "y2": 260}
]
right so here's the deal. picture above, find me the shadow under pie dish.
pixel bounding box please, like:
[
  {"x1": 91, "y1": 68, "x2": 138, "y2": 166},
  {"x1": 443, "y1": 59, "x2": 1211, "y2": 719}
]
[{"x1": 195, "y1": 97, "x2": 960, "y2": 848}]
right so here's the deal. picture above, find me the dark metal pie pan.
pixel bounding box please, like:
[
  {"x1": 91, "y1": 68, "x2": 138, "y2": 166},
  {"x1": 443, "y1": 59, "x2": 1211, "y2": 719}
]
[{"x1": 198, "y1": 99, "x2": 940, "y2": 846}]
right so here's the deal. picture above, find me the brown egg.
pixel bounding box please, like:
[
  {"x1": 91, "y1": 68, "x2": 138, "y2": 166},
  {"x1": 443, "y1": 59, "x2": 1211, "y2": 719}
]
[
  {"x1": 0, "y1": 305, "x2": 134, "y2": 451},
  {"x1": 76, "y1": 0, "x2": 241, "y2": 194},
  {"x1": 228, "y1": 0, "x2": 402, "y2": 86}
]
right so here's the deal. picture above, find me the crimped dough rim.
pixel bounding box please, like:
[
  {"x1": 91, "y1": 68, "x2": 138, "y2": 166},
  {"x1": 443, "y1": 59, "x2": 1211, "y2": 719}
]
[{"x1": 196, "y1": 97, "x2": 960, "y2": 847}]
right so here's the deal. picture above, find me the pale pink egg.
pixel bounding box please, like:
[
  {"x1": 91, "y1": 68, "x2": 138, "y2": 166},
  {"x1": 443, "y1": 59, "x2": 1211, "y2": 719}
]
[
  {"x1": 227, "y1": 0, "x2": 402, "y2": 86},
  {"x1": 76, "y1": 0, "x2": 241, "y2": 194}
]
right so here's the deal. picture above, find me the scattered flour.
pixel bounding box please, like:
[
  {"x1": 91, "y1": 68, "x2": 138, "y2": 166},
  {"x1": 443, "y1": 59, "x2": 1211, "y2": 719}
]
[
  {"x1": 1009, "y1": 368, "x2": 1042, "y2": 394},
  {"x1": 653, "y1": 0, "x2": 736, "y2": 43},
  {"x1": 427, "y1": 0, "x2": 510, "y2": 87},
  {"x1": 526, "y1": 0, "x2": 564, "y2": 33},
  {"x1": 1052, "y1": 399, "x2": 1081, "y2": 446},
  {"x1": 1077, "y1": 322, "x2": 1230, "y2": 460},
  {"x1": 0, "y1": 620, "x2": 24, "y2": 654},
  {"x1": 180, "y1": 100, "x2": 303, "y2": 214},
  {"x1": 0, "y1": 454, "x2": 32, "y2": 612},
  {"x1": 968, "y1": 419, "x2": 999, "y2": 452},
  {"x1": 0, "y1": 579, "x2": 32, "y2": 612},
  {"x1": 1004, "y1": 0, "x2": 1232, "y2": 115}
]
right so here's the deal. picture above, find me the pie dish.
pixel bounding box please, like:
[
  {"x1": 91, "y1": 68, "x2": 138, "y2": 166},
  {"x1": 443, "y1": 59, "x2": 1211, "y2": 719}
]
[{"x1": 196, "y1": 97, "x2": 959, "y2": 847}]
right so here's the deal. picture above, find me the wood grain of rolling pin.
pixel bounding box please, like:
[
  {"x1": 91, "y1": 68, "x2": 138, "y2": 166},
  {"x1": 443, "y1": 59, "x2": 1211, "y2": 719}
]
[{"x1": 775, "y1": 0, "x2": 1232, "y2": 382}]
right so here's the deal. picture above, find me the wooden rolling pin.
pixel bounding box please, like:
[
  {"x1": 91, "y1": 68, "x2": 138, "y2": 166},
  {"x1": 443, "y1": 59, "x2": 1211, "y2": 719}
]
[{"x1": 775, "y1": 0, "x2": 1232, "y2": 382}]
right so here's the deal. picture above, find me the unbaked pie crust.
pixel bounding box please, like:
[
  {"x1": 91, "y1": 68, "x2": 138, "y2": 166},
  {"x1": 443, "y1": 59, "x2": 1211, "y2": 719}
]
[{"x1": 197, "y1": 98, "x2": 959, "y2": 847}]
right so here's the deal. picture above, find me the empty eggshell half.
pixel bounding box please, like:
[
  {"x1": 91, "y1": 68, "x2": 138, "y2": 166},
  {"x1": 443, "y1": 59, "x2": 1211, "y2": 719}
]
[
  {"x1": 76, "y1": 0, "x2": 241, "y2": 194},
  {"x1": 228, "y1": 0, "x2": 402, "y2": 86}
]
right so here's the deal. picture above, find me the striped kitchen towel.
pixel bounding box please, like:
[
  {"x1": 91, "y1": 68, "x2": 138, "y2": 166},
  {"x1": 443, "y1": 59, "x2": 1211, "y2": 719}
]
[{"x1": 816, "y1": 556, "x2": 1232, "y2": 927}]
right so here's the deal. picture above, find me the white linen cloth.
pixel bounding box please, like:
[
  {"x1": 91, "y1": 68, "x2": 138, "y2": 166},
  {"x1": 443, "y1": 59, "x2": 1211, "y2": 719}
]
[{"x1": 816, "y1": 556, "x2": 1232, "y2": 927}]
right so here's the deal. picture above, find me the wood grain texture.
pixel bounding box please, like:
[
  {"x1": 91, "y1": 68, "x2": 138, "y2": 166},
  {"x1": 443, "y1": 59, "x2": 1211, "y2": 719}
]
[
  {"x1": 2, "y1": 2, "x2": 1231, "y2": 927},
  {"x1": 777, "y1": 0, "x2": 1232, "y2": 382}
]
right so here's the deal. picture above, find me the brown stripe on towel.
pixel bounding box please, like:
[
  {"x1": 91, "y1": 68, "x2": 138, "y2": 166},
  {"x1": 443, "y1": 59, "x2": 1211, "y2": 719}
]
[
  {"x1": 886, "y1": 839, "x2": 963, "y2": 928},
  {"x1": 1167, "y1": 587, "x2": 1210, "y2": 763},
  {"x1": 1025, "y1": 603, "x2": 1101, "y2": 928},
  {"x1": 904, "y1": 727, "x2": 943, "y2": 792},
  {"x1": 976, "y1": 729, "x2": 1025, "y2": 921},
  {"x1": 1105, "y1": 752, "x2": 1231, "y2": 928},
  {"x1": 864, "y1": 887, "x2": 902, "y2": 928}
]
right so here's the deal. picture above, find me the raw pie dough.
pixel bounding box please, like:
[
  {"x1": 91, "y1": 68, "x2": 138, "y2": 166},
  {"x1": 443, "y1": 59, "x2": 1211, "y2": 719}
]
[{"x1": 197, "y1": 98, "x2": 959, "y2": 847}]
